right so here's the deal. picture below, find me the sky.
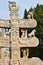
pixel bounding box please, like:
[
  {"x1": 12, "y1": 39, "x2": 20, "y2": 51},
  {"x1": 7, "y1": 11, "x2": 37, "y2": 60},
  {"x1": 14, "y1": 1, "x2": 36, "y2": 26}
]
[{"x1": 0, "y1": 0, "x2": 43, "y2": 20}]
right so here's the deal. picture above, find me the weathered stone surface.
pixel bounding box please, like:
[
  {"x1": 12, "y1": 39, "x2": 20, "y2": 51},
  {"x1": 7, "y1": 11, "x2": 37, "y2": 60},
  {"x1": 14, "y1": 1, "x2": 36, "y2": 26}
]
[
  {"x1": 18, "y1": 37, "x2": 39, "y2": 47},
  {"x1": 0, "y1": 59, "x2": 10, "y2": 65},
  {"x1": 19, "y1": 57, "x2": 43, "y2": 65},
  {"x1": 0, "y1": 1, "x2": 43, "y2": 65},
  {"x1": 0, "y1": 20, "x2": 9, "y2": 27},
  {"x1": 0, "y1": 37, "x2": 10, "y2": 47},
  {"x1": 28, "y1": 57, "x2": 43, "y2": 65},
  {"x1": 19, "y1": 19, "x2": 37, "y2": 28}
]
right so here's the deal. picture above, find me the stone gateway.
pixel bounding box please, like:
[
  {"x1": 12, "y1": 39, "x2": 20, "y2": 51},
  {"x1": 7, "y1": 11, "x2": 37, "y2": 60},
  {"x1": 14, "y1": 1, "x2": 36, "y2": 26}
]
[{"x1": 0, "y1": 1, "x2": 43, "y2": 65}]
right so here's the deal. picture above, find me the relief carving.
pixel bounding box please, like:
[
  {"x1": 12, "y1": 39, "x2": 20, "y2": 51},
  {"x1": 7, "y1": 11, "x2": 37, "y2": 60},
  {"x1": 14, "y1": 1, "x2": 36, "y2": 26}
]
[{"x1": 28, "y1": 29, "x2": 36, "y2": 37}]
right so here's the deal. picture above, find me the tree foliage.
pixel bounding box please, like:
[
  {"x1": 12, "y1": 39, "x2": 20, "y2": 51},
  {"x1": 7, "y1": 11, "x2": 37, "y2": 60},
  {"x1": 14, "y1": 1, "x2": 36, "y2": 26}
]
[
  {"x1": 23, "y1": 4, "x2": 43, "y2": 42},
  {"x1": 33, "y1": 4, "x2": 43, "y2": 40},
  {"x1": 23, "y1": 9, "x2": 28, "y2": 19},
  {"x1": 23, "y1": 4, "x2": 43, "y2": 60}
]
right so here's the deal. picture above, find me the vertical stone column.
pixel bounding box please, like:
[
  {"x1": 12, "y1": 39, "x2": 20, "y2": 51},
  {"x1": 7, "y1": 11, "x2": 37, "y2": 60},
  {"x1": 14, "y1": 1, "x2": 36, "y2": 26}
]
[
  {"x1": 10, "y1": 19, "x2": 20, "y2": 65},
  {"x1": 9, "y1": 1, "x2": 19, "y2": 20},
  {"x1": 11, "y1": 20, "x2": 19, "y2": 47}
]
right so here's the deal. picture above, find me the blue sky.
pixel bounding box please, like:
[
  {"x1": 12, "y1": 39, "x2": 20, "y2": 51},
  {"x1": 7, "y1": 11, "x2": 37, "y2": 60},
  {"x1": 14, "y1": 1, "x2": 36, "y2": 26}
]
[{"x1": 0, "y1": 0, "x2": 43, "y2": 20}]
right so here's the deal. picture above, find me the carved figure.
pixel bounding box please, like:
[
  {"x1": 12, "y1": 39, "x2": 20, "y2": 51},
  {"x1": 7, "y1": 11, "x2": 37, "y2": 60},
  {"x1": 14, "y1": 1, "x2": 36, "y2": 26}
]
[
  {"x1": 27, "y1": 11, "x2": 34, "y2": 19},
  {"x1": 23, "y1": 49, "x2": 27, "y2": 57},
  {"x1": 21, "y1": 30, "x2": 27, "y2": 38},
  {"x1": 21, "y1": 49, "x2": 29, "y2": 58},
  {"x1": 21, "y1": 30, "x2": 26, "y2": 38},
  {"x1": 28, "y1": 29, "x2": 36, "y2": 37},
  {"x1": 27, "y1": 14, "x2": 31, "y2": 19}
]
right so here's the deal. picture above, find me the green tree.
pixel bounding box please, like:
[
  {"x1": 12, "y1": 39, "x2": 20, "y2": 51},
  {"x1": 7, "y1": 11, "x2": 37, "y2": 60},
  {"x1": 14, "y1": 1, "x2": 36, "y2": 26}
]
[
  {"x1": 33, "y1": 4, "x2": 43, "y2": 40},
  {"x1": 23, "y1": 4, "x2": 43, "y2": 60},
  {"x1": 28, "y1": 7, "x2": 33, "y2": 13},
  {"x1": 23, "y1": 4, "x2": 43, "y2": 43},
  {"x1": 23, "y1": 9, "x2": 28, "y2": 19},
  {"x1": 30, "y1": 4, "x2": 43, "y2": 60}
]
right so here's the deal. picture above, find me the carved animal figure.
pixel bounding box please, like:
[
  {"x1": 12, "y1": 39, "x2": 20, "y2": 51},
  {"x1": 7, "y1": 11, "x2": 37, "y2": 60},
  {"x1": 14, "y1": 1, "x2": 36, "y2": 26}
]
[
  {"x1": 28, "y1": 29, "x2": 36, "y2": 37},
  {"x1": 27, "y1": 12, "x2": 33, "y2": 19},
  {"x1": 27, "y1": 14, "x2": 31, "y2": 19}
]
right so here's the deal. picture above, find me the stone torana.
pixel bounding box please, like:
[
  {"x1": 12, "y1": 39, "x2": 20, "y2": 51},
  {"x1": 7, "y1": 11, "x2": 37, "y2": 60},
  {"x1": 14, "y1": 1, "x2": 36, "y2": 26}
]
[{"x1": 0, "y1": 1, "x2": 43, "y2": 65}]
